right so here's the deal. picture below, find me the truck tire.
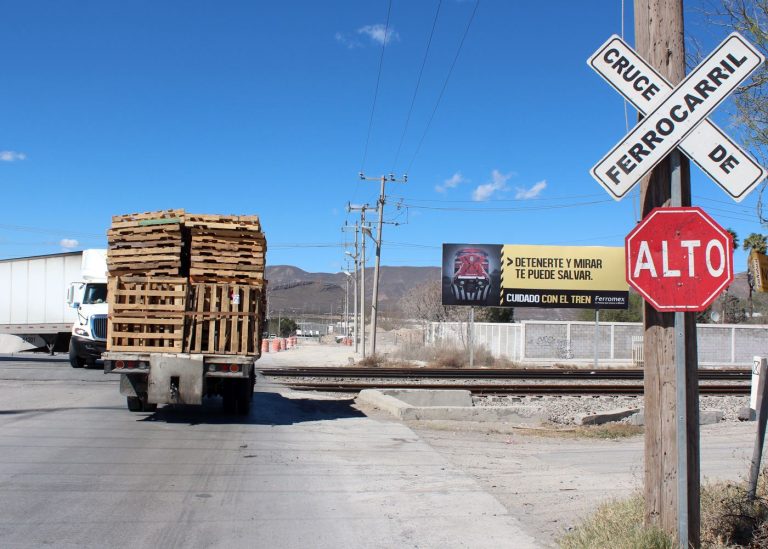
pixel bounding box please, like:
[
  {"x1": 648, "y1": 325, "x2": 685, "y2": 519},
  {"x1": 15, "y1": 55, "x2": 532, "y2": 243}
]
[
  {"x1": 69, "y1": 341, "x2": 85, "y2": 368},
  {"x1": 236, "y1": 381, "x2": 252, "y2": 416},
  {"x1": 127, "y1": 395, "x2": 157, "y2": 413},
  {"x1": 127, "y1": 396, "x2": 143, "y2": 412}
]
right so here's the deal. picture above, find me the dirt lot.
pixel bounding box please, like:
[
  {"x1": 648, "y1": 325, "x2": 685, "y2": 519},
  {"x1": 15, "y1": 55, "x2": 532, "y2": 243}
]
[{"x1": 266, "y1": 342, "x2": 761, "y2": 548}]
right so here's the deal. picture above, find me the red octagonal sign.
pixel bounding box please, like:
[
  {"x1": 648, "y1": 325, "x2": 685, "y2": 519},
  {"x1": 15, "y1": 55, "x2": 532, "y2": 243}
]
[{"x1": 625, "y1": 207, "x2": 734, "y2": 312}]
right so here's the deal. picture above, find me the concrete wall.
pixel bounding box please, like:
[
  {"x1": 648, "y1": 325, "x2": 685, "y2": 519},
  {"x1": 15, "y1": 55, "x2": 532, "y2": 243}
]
[{"x1": 428, "y1": 320, "x2": 768, "y2": 366}]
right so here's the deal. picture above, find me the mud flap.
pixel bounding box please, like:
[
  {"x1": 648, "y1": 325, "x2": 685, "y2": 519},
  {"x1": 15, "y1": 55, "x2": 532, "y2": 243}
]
[{"x1": 148, "y1": 356, "x2": 204, "y2": 405}]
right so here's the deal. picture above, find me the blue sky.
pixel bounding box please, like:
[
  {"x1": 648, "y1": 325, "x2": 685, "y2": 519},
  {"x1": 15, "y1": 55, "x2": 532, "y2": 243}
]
[{"x1": 0, "y1": 1, "x2": 763, "y2": 273}]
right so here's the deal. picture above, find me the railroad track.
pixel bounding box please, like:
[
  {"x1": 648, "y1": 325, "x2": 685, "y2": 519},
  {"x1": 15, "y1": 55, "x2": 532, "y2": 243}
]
[
  {"x1": 259, "y1": 366, "x2": 751, "y2": 381},
  {"x1": 259, "y1": 367, "x2": 751, "y2": 396},
  {"x1": 271, "y1": 381, "x2": 749, "y2": 396}
]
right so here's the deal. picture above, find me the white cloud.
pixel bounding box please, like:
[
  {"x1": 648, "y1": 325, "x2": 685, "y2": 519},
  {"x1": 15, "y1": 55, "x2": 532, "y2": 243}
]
[
  {"x1": 335, "y1": 32, "x2": 361, "y2": 49},
  {"x1": 515, "y1": 180, "x2": 547, "y2": 200},
  {"x1": 0, "y1": 151, "x2": 27, "y2": 162},
  {"x1": 358, "y1": 24, "x2": 399, "y2": 45},
  {"x1": 472, "y1": 170, "x2": 512, "y2": 201},
  {"x1": 60, "y1": 238, "x2": 79, "y2": 250},
  {"x1": 435, "y1": 172, "x2": 465, "y2": 193}
]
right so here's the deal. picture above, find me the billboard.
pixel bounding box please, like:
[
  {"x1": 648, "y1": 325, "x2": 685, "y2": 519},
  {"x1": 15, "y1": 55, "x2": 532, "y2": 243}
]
[
  {"x1": 749, "y1": 250, "x2": 768, "y2": 293},
  {"x1": 442, "y1": 243, "x2": 628, "y2": 309}
]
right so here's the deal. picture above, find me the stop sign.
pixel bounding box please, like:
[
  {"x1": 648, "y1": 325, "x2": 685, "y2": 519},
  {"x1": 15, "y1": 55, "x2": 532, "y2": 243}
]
[{"x1": 625, "y1": 207, "x2": 734, "y2": 312}]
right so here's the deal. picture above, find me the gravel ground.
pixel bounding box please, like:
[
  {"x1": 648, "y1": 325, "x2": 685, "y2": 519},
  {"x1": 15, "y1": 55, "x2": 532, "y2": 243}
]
[{"x1": 473, "y1": 394, "x2": 751, "y2": 424}]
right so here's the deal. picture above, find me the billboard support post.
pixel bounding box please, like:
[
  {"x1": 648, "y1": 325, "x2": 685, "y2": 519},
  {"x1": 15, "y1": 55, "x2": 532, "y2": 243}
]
[
  {"x1": 595, "y1": 309, "x2": 600, "y2": 369},
  {"x1": 468, "y1": 306, "x2": 475, "y2": 368}
]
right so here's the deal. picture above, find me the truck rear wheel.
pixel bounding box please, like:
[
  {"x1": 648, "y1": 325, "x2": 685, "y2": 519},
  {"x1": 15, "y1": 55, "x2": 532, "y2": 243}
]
[
  {"x1": 222, "y1": 380, "x2": 251, "y2": 415},
  {"x1": 68, "y1": 341, "x2": 85, "y2": 368},
  {"x1": 127, "y1": 395, "x2": 157, "y2": 413}
]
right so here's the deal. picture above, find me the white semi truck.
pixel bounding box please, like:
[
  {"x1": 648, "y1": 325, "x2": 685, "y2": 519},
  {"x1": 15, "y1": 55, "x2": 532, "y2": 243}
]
[
  {"x1": 0, "y1": 250, "x2": 107, "y2": 365},
  {"x1": 64, "y1": 249, "x2": 108, "y2": 367}
]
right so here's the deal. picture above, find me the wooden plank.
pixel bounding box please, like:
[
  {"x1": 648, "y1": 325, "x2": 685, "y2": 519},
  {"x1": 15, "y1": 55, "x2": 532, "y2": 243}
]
[
  {"x1": 107, "y1": 277, "x2": 117, "y2": 351},
  {"x1": 111, "y1": 317, "x2": 184, "y2": 325},
  {"x1": 110, "y1": 344, "x2": 183, "y2": 353},
  {"x1": 231, "y1": 285, "x2": 240, "y2": 354},
  {"x1": 207, "y1": 285, "x2": 216, "y2": 352},
  {"x1": 241, "y1": 287, "x2": 250, "y2": 353},
  {"x1": 218, "y1": 284, "x2": 229, "y2": 352},
  {"x1": 189, "y1": 268, "x2": 265, "y2": 278},
  {"x1": 193, "y1": 282, "x2": 204, "y2": 353},
  {"x1": 108, "y1": 254, "x2": 180, "y2": 263},
  {"x1": 108, "y1": 247, "x2": 181, "y2": 257},
  {"x1": 111, "y1": 331, "x2": 182, "y2": 340},
  {"x1": 112, "y1": 303, "x2": 186, "y2": 311},
  {"x1": 113, "y1": 289, "x2": 187, "y2": 298},
  {"x1": 114, "y1": 277, "x2": 187, "y2": 284}
]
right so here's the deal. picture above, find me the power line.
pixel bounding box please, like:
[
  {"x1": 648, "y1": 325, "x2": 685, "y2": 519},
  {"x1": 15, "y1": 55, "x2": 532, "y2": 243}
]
[
  {"x1": 391, "y1": 0, "x2": 443, "y2": 172},
  {"x1": 389, "y1": 192, "x2": 607, "y2": 204},
  {"x1": 360, "y1": 0, "x2": 393, "y2": 173},
  {"x1": 400, "y1": 198, "x2": 613, "y2": 212},
  {"x1": 405, "y1": 0, "x2": 480, "y2": 173}
]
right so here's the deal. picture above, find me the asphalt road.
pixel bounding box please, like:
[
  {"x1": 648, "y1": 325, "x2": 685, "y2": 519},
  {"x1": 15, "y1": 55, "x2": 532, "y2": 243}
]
[{"x1": 0, "y1": 354, "x2": 538, "y2": 549}]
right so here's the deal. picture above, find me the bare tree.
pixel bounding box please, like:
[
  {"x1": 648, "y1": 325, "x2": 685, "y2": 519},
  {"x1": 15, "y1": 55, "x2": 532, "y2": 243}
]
[
  {"x1": 399, "y1": 280, "x2": 459, "y2": 325},
  {"x1": 705, "y1": 1, "x2": 768, "y2": 221}
]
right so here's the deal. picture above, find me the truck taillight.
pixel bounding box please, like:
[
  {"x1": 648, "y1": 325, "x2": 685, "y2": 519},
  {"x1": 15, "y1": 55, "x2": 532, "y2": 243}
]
[
  {"x1": 208, "y1": 364, "x2": 216, "y2": 372},
  {"x1": 229, "y1": 364, "x2": 240, "y2": 373},
  {"x1": 115, "y1": 360, "x2": 125, "y2": 369},
  {"x1": 138, "y1": 362, "x2": 149, "y2": 370}
]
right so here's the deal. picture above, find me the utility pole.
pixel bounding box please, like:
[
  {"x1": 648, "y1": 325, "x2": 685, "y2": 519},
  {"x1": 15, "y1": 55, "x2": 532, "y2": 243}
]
[
  {"x1": 359, "y1": 172, "x2": 407, "y2": 355},
  {"x1": 635, "y1": 1, "x2": 700, "y2": 547},
  {"x1": 343, "y1": 223, "x2": 360, "y2": 353},
  {"x1": 348, "y1": 204, "x2": 369, "y2": 357}
]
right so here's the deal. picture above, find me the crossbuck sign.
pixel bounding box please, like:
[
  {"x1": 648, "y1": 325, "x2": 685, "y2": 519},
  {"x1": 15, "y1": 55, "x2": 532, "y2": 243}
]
[{"x1": 589, "y1": 33, "x2": 765, "y2": 201}]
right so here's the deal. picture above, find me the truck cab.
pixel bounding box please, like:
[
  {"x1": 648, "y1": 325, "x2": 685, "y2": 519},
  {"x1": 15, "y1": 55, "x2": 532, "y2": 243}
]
[{"x1": 65, "y1": 250, "x2": 108, "y2": 368}]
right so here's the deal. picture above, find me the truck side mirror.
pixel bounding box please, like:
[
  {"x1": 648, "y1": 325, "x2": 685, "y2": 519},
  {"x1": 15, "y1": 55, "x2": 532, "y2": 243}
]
[{"x1": 66, "y1": 282, "x2": 83, "y2": 309}]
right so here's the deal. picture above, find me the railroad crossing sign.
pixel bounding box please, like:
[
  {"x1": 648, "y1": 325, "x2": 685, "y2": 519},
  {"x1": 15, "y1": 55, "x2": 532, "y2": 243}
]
[
  {"x1": 625, "y1": 207, "x2": 734, "y2": 312},
  {"x1": 588, "y1": 33, "x2": 765, "y2": 201}
]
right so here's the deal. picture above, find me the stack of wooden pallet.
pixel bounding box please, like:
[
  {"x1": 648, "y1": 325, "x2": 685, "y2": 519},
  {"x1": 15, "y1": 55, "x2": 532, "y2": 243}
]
[
  {"x1": 107, "y1": 210, "x2": 185, "y2": 276},
  {"x1": 106, "y1": 210, "x2": 266, "y2": 356},
  {"x1": 187, "y1": 214, "x2": 266, "y2": 286}
]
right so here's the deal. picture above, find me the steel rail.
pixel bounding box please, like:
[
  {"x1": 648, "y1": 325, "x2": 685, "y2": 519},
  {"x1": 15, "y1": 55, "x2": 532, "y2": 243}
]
[
  {"x1": 276, "y1": 381, "x2": 749, "y2": 396},
  {"x1": 259, "y1": 366, "x2": 750, "y2": 381}
]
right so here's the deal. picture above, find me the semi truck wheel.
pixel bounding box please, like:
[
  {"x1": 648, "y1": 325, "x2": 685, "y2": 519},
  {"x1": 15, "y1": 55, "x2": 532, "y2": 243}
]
[
  {"x1": 68, "y1": 341, "x2": 85, "y2": 368},
  {"x1": 127, "y1": 394, "x2": 157, "y2": 413}
]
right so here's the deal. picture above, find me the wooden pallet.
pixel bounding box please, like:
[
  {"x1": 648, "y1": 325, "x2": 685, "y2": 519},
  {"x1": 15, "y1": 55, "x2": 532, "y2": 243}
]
[
  {"x1": 186, "y1": 213, "x2": 261, "y2": 232},
  {"x1": 111, "y1": 209, "x2": 186, "y2": 229},
  {"x1": 107, "y1": 277, "x2": 188, "y2": 352},
  {"x1": 185, "y1": 283, "x2": 262, "y2": 355}
]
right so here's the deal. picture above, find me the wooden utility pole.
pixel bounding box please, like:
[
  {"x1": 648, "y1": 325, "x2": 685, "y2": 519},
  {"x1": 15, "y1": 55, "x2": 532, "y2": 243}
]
[
  {"x1": 359, "y1": 172, "x2": 407, "y2": 355},
  {"x1": 635, "y1": 1, "x2": 700, "y2": 546}
]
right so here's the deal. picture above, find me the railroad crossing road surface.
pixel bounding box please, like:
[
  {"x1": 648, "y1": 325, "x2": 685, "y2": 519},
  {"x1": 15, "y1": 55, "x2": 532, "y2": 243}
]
[
  {"x1": 0, "y1": 354, "x2": 537, "y2": 549},
  {"x1": 0, "y1": 350, "x2": 759, "y2": 548}
]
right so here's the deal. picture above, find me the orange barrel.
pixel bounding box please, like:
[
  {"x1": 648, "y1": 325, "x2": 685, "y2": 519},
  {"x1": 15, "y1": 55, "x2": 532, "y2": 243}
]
[
  {"x1": 347, "y1": 338, "x2": 352, "y2": 346},
  {"x1": 271, "y1": 339, "x2": 281, "y2": 352},
  {"x1": 285, "y1": 338, "x2": 292, "y2": 349},
  {"x1": 261, "y1": 339, "x2": 269, "y2": 353},
  {"x1": 280, "y1": 338, "x2": 287, "y2": 351},
  {"x1": 293, "y1": 336, "x2": 298, "y2": 346}
]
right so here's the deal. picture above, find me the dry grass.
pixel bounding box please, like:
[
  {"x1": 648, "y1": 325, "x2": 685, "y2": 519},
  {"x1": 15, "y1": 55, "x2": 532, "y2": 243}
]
[
  {"x1": 560, "y1": 474, "x2": 768, "y2": 548},
  {"x1": 393, "y1": 343, "x2": 522, "y2": 369},
  {"x1": 512, "y1": 424, "x2": 643, "y2": 440},
  {"x1": 559, "y1": 494, "x2": 674, "y2": 549}
]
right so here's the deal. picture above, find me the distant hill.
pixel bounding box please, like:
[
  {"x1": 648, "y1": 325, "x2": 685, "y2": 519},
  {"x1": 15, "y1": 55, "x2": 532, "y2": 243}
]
[
  {"x1": 265, "y1": 265, "x2": 440, "y2": 316},
  {"x1": 265, "y1": 265, "x2": 583, "y2": 321},
  {"x1": 265, "y1": 265, "x2": 762, "y2": 322}
]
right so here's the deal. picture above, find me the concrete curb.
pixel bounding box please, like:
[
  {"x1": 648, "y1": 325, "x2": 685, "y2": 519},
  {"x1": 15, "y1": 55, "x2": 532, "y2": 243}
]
[{"x1": 357, "y1": 389, "x2": 544, "y2": 425}]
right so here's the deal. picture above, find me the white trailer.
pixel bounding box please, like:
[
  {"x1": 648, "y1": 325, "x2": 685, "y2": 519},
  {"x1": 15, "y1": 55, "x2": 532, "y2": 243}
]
[{"x1": 0, "y1": 250, "x2": 107, "y2": 357}]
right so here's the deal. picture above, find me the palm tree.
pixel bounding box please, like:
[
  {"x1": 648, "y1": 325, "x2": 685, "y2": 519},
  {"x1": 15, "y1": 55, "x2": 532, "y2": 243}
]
[
  {"x1": 743, "y1": 233, "x2": 768, "y2": 319},
  {"x1": 743, "y1": 233, "x2": 768, "y2": 255}
]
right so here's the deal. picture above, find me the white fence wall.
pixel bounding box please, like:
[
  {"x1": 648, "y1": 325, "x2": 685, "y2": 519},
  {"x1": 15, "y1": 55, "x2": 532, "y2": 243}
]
[{"x1": 427, "y1": 320, "x2": 768, "y2": 366}]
